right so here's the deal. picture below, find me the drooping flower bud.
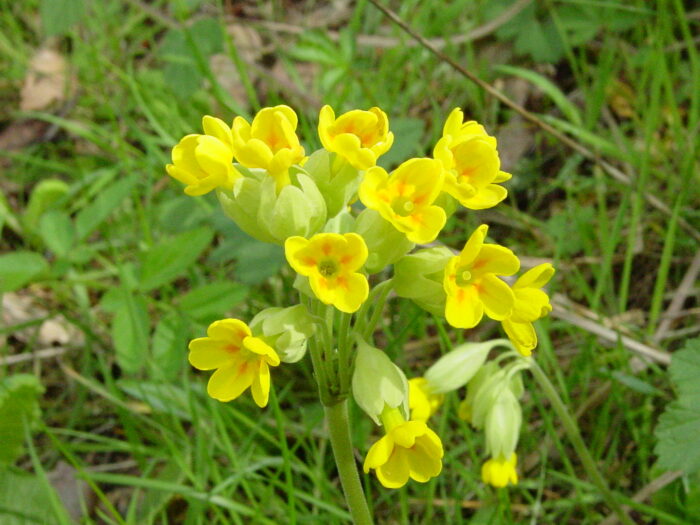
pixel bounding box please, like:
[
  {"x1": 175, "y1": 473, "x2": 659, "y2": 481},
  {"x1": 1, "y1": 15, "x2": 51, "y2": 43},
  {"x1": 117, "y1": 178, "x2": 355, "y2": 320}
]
[
  {"x1": 393, "y1": 247, "x2": 452, "y2": 317},
  {"x1": 424, "y1": 340, "x2": 511, "y2": 395},
  {"x1": 351, "y1": 338, "x2": 409, "y2": 425},
  {"x1": 354, "y1": 209, "x2": 414, "y2": 274},
  {"x1": 217, "y1": 165, "x2": 327, "y2": 245},
  {"x1": 249, "y1": 305, "x2": 315, "y2": 363}
]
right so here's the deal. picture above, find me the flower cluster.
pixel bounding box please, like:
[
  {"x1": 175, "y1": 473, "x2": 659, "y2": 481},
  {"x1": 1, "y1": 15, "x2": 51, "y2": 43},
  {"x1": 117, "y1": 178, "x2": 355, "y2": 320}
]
[{"x1": 167, "y1": 104, "x2": 555, "y2": 491}]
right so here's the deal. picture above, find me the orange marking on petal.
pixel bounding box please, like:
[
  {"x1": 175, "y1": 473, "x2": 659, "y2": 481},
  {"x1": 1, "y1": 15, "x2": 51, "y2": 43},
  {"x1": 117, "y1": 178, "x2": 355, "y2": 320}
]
[
  {"x1": 339, "y1": 255, "x2": 353, "y2": 265},
  {"x1": 322, "y1": 243, "x2": 332, "y2": 256}
]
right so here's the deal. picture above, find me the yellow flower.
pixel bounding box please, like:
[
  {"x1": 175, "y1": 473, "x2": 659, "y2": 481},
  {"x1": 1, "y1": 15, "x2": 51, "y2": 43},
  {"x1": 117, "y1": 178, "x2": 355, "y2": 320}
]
[
  {"x1": 363, "y1": 406, "x2": 443, "y2": 488},
  {"x1": 231, "y1": 105, "x2": 305, "y2": 191},
  {"x1": 188, "y1": 319, "x2": 280, "y2": 407},
  {"x1": 408, "y1": 378, "x2": 444, "y2": 422},
  {"x1": 166, "y1": 116, "x2": 240, "y2": 196},
  {"x1": 284, "y1": 232, "x2": 369, "y2": 313},
  {"x1": 434, "y1": 108, "x2": 510, "y2": 210},
  {"x1": 502, "y1": 263, "x2": 555, "y2": 356},
  {"x1": 359, "y1": 158, "x2": 446, "y2": 244},
  {"x1": 444, "y1": 224, "x2": 519, "y2": 329},
  {"x1": 318, "y1": 105, "x2": 394, "y2": 170},
  {"x1": 481, "y1": 453, "x2": 518, "y2": 488}
]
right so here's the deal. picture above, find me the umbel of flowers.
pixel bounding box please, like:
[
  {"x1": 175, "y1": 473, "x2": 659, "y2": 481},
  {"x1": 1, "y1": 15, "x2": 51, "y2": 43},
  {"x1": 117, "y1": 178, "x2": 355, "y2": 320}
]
[{"x1": 166, "y1": 104, "x2": 555, "y2": 521}]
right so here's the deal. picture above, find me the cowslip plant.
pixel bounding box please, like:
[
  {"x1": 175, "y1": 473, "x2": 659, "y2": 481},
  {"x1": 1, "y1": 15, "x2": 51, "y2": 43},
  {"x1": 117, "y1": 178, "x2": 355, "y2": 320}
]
[{"x1": 164, "y1": 104, "x2": 631, "y2": 524}]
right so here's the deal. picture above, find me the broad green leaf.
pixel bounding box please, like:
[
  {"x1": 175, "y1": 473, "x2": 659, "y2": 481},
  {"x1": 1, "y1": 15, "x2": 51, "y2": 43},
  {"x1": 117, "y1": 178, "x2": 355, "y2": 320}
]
[
  {"x1": 139, "y1": 228, "x2": 213, "y2": 291},
  {"x1": 655, "y1": 338, "x2": 700, "y2": 474},
  {"x1": 209, "y1": 239, "x2": 283, "y2": 286},
  {"x1": 0, "y1": 374, "x2": 44, "y2": 465},
  {"x1": 151, "y1": 312, "x2": 187, "y2": 380},
  {"x1": 378, "y1": 117, "x2": 424, "y2": 170},
  {"x1": 41, "y1": 0, "x2": 84, "y2": 36},
  {"x1": 177, "y1": 281, "x2": 248, "y2": 321},
  {"x1": 39, "y1": 210, "x2": 75, "y2": 257},
  {"x1": 669, "y1": 338, "x2": 700, "y2": 398},
  {"x1": 0, "y1": 470, "x2": 57, "y2": 524},
  {"x1": 23, "y1": 179, "x2": 69, "y2": 232},
  {"x1": 74, "y1": 176, "x2": 136, "y2": 242},
  {"x1": 0, "y1": 252, "x2": 49, "y2": 293},
  {"x1": 112, "y1": 294, "x2": 149, "y2": 375},
  {"x1": 495, "y1": 65, "x2": 582, "y2": 126}
]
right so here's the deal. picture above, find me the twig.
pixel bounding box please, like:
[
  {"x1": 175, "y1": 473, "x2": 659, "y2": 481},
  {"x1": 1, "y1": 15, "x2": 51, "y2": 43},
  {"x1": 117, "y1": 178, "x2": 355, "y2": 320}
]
[
  {"x1": 597, "y1": 470, "x2": 684, "y2": 525},
  {"x1": 0, "y1": 346, "x2": 71, "y2": 366},
  {"x1": 366, "y1": 0, "x2": 700, "y2": 244},
  {"x1": 653, "y1": 249, "x2": 700, "y2": 342},
  {"x1": 551, "y1": 295, "x2": 671, "y2": 366}
]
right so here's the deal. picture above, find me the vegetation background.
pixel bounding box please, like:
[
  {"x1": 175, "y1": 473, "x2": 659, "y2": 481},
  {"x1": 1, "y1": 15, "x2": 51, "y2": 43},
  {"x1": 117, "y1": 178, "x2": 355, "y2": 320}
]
[{"x1": 1, "y1": 0, "x2": 699, "y2": 523}]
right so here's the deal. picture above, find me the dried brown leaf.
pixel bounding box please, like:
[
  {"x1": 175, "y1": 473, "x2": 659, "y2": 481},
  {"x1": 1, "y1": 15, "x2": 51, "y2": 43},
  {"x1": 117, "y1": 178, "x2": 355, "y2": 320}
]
[{"x1": 20, "y1": 48, "x2": 69, "y2": 111}]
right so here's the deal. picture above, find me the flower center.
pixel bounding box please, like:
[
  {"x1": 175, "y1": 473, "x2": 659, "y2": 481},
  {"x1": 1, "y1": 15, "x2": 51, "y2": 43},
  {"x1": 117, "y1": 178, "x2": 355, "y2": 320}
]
[
  {"x1": 318, "y1": 259, "x2": 339, "y2": 278},
  {"x1": 455, "y1": 267, "x2": 473, "y2": 287},
  {"x1": 391, "y1": 196, "x2": 415, "y2": 217}
]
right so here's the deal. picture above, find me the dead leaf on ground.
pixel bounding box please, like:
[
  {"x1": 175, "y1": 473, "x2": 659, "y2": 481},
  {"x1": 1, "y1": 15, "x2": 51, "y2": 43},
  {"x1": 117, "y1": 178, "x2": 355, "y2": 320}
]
[
  {"x1": 49, "y1": 461, "x2": 95, "y2": 521},
  {"x1": 20, "y1": 48, "x2": 70, "y2": 111},
  {"x1": 226, "y1": 24, "x2": 264, "y2": 63},
  {"x1": 209, "y1": 53, "x2": 250, "y2": 111},
  {"x1": 0, "y1": 119, "x2": 50, "y2": 152}
]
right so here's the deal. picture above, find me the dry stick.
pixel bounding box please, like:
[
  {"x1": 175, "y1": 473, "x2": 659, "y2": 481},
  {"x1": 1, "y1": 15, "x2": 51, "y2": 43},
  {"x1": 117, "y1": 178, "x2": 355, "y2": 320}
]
[
  {"x1": 597, "y1": 470, "x2": 684, "y2": 525},
  {"x1": 653, "y1": 249, "x2": 700, "y2": 342},
  {"x1": 0, "y1": 347, "x2": 71, "y2": 366},
  {"x1": 254, "y1": 0, "x2": 532, "y2": 49},
  {"x1": 550, "y1": 294, "x2": 671, "y2": 366},
  {"x1": 367, "y1": 0, "x2": 700, "y2": 244}
]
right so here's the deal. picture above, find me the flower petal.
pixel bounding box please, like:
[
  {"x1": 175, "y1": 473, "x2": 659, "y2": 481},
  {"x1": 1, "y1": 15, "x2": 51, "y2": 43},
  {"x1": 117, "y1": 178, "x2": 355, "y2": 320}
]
[
  {"x1": 364, "y1": 435, "x2": 394, "y2": 471},
  {"x1": 376, "y1": 448, "x2": 410, "y2": 489},
  {"x1": 515, "y1": 263, "x2": 555, "y2": 289},
  {"x1": 329, "y1": 272, "x2": 369, "y2": 313},
  {"x1": 202, "y1": 115, "x2": 233, "y2": 148},
  {"x1": 250, "y1": 361, "x2": 271, "y2": 407},
  {"x1": 461, "y1": 183, "x2": 507, "y2": 210},
  {"x1": 244, "y1": 336, "x2": 280, "y2": 365},
  {"x1": 206, "y1": 361, "x2": 253, "y2": 402},
  {"x1": 502, "y1": 318, "x2": 537, "y2": 356},
  {"x1": 188, "y1": 338, "x2": 233, "y2": 370},
  {"x1": 459, "y1": 225, "x2": 488, "y2": 267},
  {"x1": 207, "y1": 319, "x2": 250, "y2": 343},
  {"x1": 471, "y1": 244, "x2": 520, "y2": 278},
  {"x1": 445, "y1": 284, "x2": 484, "y2": 329},
  {"x1": 477, "y1": 274, "x2": 514, "y2": 321}
]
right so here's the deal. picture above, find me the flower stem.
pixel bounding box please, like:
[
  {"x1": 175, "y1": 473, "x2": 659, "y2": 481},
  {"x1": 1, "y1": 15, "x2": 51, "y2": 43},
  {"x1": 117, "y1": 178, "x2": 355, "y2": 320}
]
[
  {"x1": 529, "y1": 360, "x2": 635, "y2": 525},
  {"x1": 324, "y1": 400, "x2": 374, "y2": 525}
]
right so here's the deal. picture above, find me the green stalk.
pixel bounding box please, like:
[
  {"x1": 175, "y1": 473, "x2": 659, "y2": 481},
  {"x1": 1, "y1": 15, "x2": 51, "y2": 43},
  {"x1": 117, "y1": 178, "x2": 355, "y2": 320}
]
[
  {"x1": 529, "y1": 361, "x2": 635, "y2": 525},
  {"x1": 324, "y1": 400, "x2": 374, "y2": 525}
]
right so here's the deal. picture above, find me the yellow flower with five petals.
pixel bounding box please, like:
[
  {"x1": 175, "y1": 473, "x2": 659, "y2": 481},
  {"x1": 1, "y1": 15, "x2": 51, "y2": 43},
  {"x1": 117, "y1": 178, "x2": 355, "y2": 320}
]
[
  {"x1": 363, "y1": 406, "x2": 443, "y2": 488},
  {"x1": 284, "y1": 233, "x2": 369, "y2": 313},
  {"x1": 481, "y1": 453, "x2": 518, "y2": 488},
  {"x1": 359, "y1": 158, "x2": 446, "y2": 244},
  {"x1": 166, "y1": 116, "x2": 240, "y2": 196},
  {"x1": 318, "y1": 105, "x2": 394, "y2": 170},
  {"x1": 188, "y1": 319, "x2": 280, "y2": 407},
  {"x1": 231, "y1": 105, "x2": 305, "y2": 191},
  {"x1": 502, "y1": 263, "x2": 555, "y2": 356},
  {"x1": 434, "y1": 108, "x2": 510, "y2": 210},
  {"x1": 443, "y1": 225, "x2": 520, "y2": 329}
]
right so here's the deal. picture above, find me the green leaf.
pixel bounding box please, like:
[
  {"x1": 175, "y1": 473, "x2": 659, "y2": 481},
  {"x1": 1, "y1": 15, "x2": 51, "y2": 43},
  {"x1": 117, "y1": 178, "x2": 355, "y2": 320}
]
[
  {"x1": 41, "y1": 0, "x2": 85, "y2": 36},
  {"x1": 39, "y1": 210, "x2": 75, "y2": 257},
  {"x1": 0, "y1": 374, "x2": 44, "y2": 465},
  {"x1": 0, "y1": 252, "x2": 49, "y2": 293},
  {"x1": 177, "y1": 281, "x2": 248, "y2": 321},
  {"x1": 23, "y1": 179, "x2": 69, "y2": 232},
  {"x1": 0, "y1": 469, "x2": 57, "y2": 524},
  {"x1": 655, "y1": 338, "x2": 700, "y2": 474},
  {"x1": 74, "y1": 176, "x2": 136, "y2": 242},
  {"x1": 112, "y1": 293, "x2": 149, "y2": 375},
  {"x1": 139, "y1": 228, "x2": 213, "y2": 291},
  {"x1": 151, "y1": 313, "x2": 187, "y2": 380},
  {"x1": 377, "y1": 117, "x2": 424, "y2": 169}
]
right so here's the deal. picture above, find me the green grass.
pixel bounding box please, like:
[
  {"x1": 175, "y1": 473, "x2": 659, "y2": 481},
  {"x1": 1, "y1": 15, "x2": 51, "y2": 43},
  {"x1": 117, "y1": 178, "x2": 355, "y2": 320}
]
[{"x1": 1, "y1": 0, "x2": 699, "y2": 523}]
